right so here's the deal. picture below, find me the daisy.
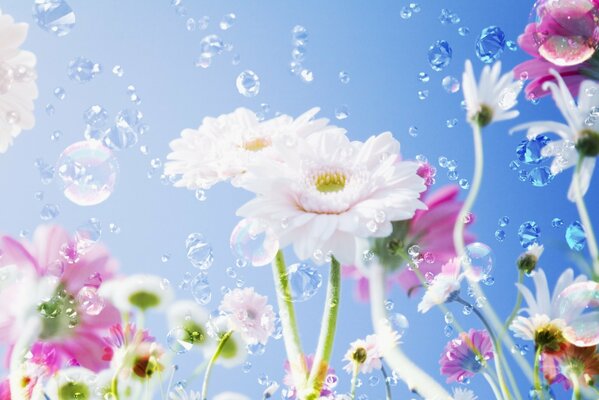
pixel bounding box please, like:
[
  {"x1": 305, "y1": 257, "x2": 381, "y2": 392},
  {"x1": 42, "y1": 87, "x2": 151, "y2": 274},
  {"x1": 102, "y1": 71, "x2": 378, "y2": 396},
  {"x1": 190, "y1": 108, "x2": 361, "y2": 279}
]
[
  {"x1": 511, "y1": 71, "x2": 599, "y2": 200},
  {"x1": 167, "y1": 300, "x2": 210, "y2": 347},
  {"x1": 543, "y1": 344, "x2": 599, "y2": 389},
  {"x1": 101, "y1": 274, "x2": 174, "y2": 313},
  {"x1": 44, "y1": 367, "x2": 99, "y2": 399},
  {"x1": 237, "y1": 130, "x2": 427, "y2": 265},
  {"x1": 219, "y1": 287, "x2": 275, "y2": 345},
  {"x1": 165, "y1": 107, "x2": 342, "y2": 190},
  {"x1": 202, "y1": 316, "x2": 248, "y2": 368},
  {"x1": 417, "y1": 257, "x2": 462, "y2": 313},
  {"x1": 452, "y1": 387, "x2": 478, "y2": 400},
  {"x1": 169, "y1": 386, "x2": 201, "y2": 400},
  {"x1": 516, "y1": 243, "x2": 544, "y2": 275},
  {"x1": 213, "y1": 392, "x2": 250, "y2": 400},
  {"x1": 0, "y1": 12, "x2": 38, "y2": 153},
  {"x1": 439, "y1": 329, "x2": 494, "y2": 383},
  {"x1": 343, "y1": 330, "x2": 399, "y2": 375},
  {"x1": 462, "y1": 60, "x2": 523, "y2": 127}
]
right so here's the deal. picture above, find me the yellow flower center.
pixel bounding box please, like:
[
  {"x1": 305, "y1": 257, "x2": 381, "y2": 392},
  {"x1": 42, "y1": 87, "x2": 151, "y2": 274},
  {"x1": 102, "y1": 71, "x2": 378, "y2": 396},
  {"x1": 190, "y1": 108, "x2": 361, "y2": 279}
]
[
  {"x1": 534, "y1": 323, "x2": 566, "y2": 352},
  {"x1": 243, "y1": 137, "x2": 271, "y2": 152},
  {"x1": 314, "y1": 171, "x2": 347, "y2": 193}
]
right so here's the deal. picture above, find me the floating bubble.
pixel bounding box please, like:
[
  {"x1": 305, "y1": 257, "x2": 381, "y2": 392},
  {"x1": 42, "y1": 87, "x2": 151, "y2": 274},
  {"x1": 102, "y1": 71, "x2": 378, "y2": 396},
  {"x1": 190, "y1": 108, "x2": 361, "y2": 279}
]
[
  {"x1": 67, "y1": 57, "x2": 101, "y2": 83},
  {"x1": 516, "y1": 135, "x2": 551, "y2": 164},
  {"x1": 191, "y1": 274, "x2": 212, "y2": 305},
  {"x1": 475, "y1": 26, "x2": 506, "y2": 63},
  {"x1": 186, "y1": 233, "x2": 213, "y2": 270},
  {"x1": 56, "y1": 141, "x2": 118, "y2": 206},
  {"x1": 40, "y1": 204, "x2": 60, "y2": 221},
  {"x1": 76, "y1": 286, "x2": 104, "y2": 315},
  {"x1": 462, "y1": 242, "x2": 494, "y2": 281},
  {"x1": 54, "y1": 87, "x2": 66, "y2": 100},
  {"x1": 565, "y1": 221, "x2": 586, "y2": 251},
  {"x1": 518, "y1": 221, "x2": 541, "y2": 248},
  {"x1": 287, "y1": 263, "x2": 322, "y2": 302},
  {"x1": 200, "y1": 34, "x2": 225, "y2": 58},
  {"x1": 75, "y1": 218, "x2": 102, "y2": 253},
  {"x1": 495, "y1": 229, "x2": 506, "y2": 242},
  {"x1": 428, "y1": 40, "x2": 452, "y2": 71},
  {"x1": 236, "y1": 70, "x2": 260, "y2": 97},
  {"x1": 33, "y1": 0, "x2": 76, "y2": 37},
  {"x1": 528, "y1": 166, "x2": 554, "y2": 187},
  {"x1": 551, "y1": 217, "x2": 564, "y2": 228},
  {"x1": 338, "y1": 71, "x2": 350, "y2": 84},
  {"x1": 388, "y1": 313, "x2": 409, "y2": 338},
  {"x1": 334, "y1": 105, "x2": 349, "y2": 120},
  {"x1": 291, "y1": 25, "x2": 308, "y2": 44},
  {"x1": 556, "y1": 281, "x2": 599, "y2": 346},
  {"x1": 442, "y1": 76, "x2": 460, "y2": 93},
  {"x1": 230, "y1": 219, "x2": 279, "y2": 267},
  {"x1": 167, "y1": 327, "x2": 194, "y2": 354}
]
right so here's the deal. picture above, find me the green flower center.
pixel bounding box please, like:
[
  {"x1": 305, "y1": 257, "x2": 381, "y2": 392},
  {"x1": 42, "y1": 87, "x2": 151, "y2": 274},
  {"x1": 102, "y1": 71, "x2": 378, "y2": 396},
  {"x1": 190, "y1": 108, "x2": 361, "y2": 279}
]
[
  {"x1": 535, "y1": 324, "x2": 566, "y2": 352},
  {"x1": 517, "y1": 254, "x2": 538, "y2": 275},
  {"x1": 473, "y1": 104, "x2": 494, "y2": 128},
  {"x1": 58, "y1": 381, "x2": 90, "y2": 400},
  {"x1": 183, "y1": 321, "x2": 206, "y2": 345},
  {"x1": 315, "y1": 171, "x2": 347, "y2": 193},
  {"x1": 38, "y1": 289, "x2": 79, "y2": 339},
  {"x1": 576, "y1": 129, "x2": 599, "y2": 158},
  {"x1": 129, "y1": 291, "x2": 161, "y2": 311},
  {"x1": 352, "y1": 347, "x2": 368, "y2": 364}
]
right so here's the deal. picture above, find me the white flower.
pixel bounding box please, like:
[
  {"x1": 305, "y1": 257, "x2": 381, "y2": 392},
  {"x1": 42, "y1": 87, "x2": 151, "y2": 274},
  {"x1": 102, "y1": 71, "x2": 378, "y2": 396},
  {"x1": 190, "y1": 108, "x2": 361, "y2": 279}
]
[
  {"x1": 452, "y1": 387, "x2": 478, "y2": 400},
  {"x1": 167, "y1": 300, "x2": 211, "y2": 347},
  {"x1": 510, "y1": 313, "x2": 568, "y2": 342},
  {"x1": 418, "y1": 258, "x2": 462, "y2": 313},
  {"x1": 343, "y1": 330, "x2": 399, "y2": 375},
  {"x1": 237, "y1": 130, "x2": 426, "y2": 264},
  {"x1": 525, "y1": 243, "x2": 544, "y2": 260},
  {"x1": 462, "y1": 60, "x2": 522, "y2": 127},
  {"x1": 213, "y1": 392, "x2": 250, "y2": 400},
  {"x1": 169, "y1": 386, "x2": 201, "y2": 400},
  {"x1": 100, "y1": 274, "x2": 173, "y2": 313},
  {"x1": 511, "y1": 71, "x2": 599, "y2": 201},
  {"x1": 203, "y1": 316, "x2": 248, "y2": 367},
  {"x1": 44, "y1": 367, "x2": 100, "y2": 399},
  {"x1": 165, "y1": 107, "x2": 341, "y2": 190},
  {"x1": 0, "y1": 13, "x2": 38, "y2": 153},
  {"x1": 219, "y1": 287, "x2": 275, "y2": 345},
  {"x1": 517, "y1": 243, "x2": 544, "y2": 274}
]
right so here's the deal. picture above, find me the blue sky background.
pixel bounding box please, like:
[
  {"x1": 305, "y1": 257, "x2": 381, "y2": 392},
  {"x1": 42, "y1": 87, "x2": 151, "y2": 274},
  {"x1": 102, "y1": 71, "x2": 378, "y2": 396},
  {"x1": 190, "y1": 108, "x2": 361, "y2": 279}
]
[{"x1": 0, "y1": 0, "x2": 597, "y2": 398}]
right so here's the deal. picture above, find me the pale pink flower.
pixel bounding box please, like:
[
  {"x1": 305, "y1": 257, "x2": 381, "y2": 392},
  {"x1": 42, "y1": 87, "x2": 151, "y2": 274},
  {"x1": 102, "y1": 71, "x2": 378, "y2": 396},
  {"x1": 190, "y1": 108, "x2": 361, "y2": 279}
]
[
  {"x1": 418, "y1": 257, "x2": 463, "y2": 313},
  {"x1": 219, "y1": 287, "x2": 275, "y2": 345}
]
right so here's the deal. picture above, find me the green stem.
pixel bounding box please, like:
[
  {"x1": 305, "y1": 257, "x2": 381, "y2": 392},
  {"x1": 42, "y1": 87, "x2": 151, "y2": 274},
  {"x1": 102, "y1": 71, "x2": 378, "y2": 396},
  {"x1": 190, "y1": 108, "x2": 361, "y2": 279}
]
[
  {"x1": 483, "y1": 371, "x2": 503, "y2": 400},
  {"x1": 573, "y1": 157, "x2": 599, "y2": 278},
  {"x1": 503, "y1": 271, "x2": 524, "y2": 331},
  {"x1": 350, "y1": 362, "x2": 359, "y2": 399},
  {"x1": 570, "y1": 373, "x2": 582, "y2": 400},
  {"x1": 380, "y1": 364, "x2": 392, "y2": 400},
  {"x1": 271, "y1": 250, "x2": 308, "y2": 390},
  {"x1": 533, "y1": 346, "x2": 543, "y2": 397},
  {"x1": 305, "y1": 256, "x2": 341, "y2": 400},
  {"x1": 200, "y1": 331, "x2": 233, "y2": 400}
]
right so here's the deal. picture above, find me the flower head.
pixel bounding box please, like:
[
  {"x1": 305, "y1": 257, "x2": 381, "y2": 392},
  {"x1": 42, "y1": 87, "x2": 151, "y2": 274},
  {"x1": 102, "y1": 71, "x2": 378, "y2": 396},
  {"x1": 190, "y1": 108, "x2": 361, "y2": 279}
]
[
  {"x1": 44, "y1": 367, "x2": 97, "y2": 400},
  {"x1": 167, "y1": 300, "x2": 210, "y2": 347},
  {"x1": 343, "y1": 331, "x2": 398, "y2": 375},
  {"x1": 101, "y1": 274, "x2": 174, "y2": 313},
  {"x1": 543, "y1": 344, "x2": 599, "y2": 389},
  {"x1": 452, "y1": 387, "x2": 478, "y2": 400},
  {"x1": 214, "y1": 392, "x2": 250, "y2": 400},
  {"x1": 517, "y1": 243, "x2": 545, "y2": 275},
  {"x1": 237, "y1": 130, "x2": 426, "y2": 264},
  {"x1": 418, "y1": 257, "x2": 463, "y2": 313},
  {"x1": 439, "y1": 329, "x2": 494, "y2": 383},
  {"x1": 219, "y1": 287, "x2": 275, "y2": 345},
  {"x1": 203, "y1": 316, "x2": 248, "y2": 367},
  {"x1": 462, "y1": 60, "x2": 522, "y2": 127},
  {"x1": 0, "y1": 13, "x2": 38, "y2": 153}
]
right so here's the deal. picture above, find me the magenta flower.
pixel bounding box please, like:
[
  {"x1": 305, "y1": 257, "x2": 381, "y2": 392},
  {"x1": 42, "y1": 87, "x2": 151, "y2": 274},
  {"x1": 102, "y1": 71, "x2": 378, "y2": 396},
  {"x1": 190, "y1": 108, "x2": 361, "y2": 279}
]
[
  {"x1": 0, "y1": 225, "x2": 121, "y2": 372},
  {"x1": 343, "y1": 185, "x2": 474, "y2": 300},
  {"x1": 439, "y1": 329, "x2": 494, "y2": 383},
  {"x1": 283, "y1": 354, "x2": 335, "y2": 398},
  {"x1": 514, "y1": 0, "x2": 599, "y2": 99}
]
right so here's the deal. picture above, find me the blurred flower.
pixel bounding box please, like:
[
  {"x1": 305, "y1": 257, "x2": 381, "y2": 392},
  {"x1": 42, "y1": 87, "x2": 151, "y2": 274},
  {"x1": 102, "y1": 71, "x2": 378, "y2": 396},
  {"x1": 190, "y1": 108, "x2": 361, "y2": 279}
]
[
  {"x1": 542, "y1": 343, "x2": 599, "y2": 389},
  {"x1": 439, "y1": 329, "x2": 494, "y2": 383},
  {"x1": 514, "y1": 0, "x2": 599, "y2": 99},
  {"x1": 238, "y1": 130, "x2": 426, "y2": 265},
  {"x1": 511, "y1": 72, "x2": 599, "y2": 201},
  {"x1": 101, "y1": 274, "x2": 173, "y2": 313},
  {"x1": 202, "y1": 316, "x2": 247, "y2": 368},
  {"x1": 343, "y1": 331, "x2": 398, "y2": 375},
  {"x1": 418, "y1": 258, "x2": 463, "y2": 313},
  {"x1": 283, "y1": 354, "x2": 335, "y2": 399},
  {"x1": 517, "y1": 243, "x2": 544, "y2": 275},
  {"x1": 167, "y1": 300, "x2": 210, "y2": 347},
  {"x1": 169, "y1": 386, "x2": 201, "y2": 400},
  {"x1": 0, "y1": 13, "x2": 38, "y2": 153},
  {"x1": 165, "y1": 107, "x2": 341, "y2": 190},
  {"x1": 219, "y1": 287, "x2": 275, "y2": 345},
  {"x1": 213, "y1": 392, "x2": 250, "y2": 400},
  {"x1": 0, "y1": 225, "x2": 120, "y2": 372},
  {"x1": 263, "y1": 381, "x2": 279, "y2": 399},
  {"x1": 462, "y1": 60, "x2": 522, "y2": 127},
  {"x1": 44, "y1": 367, "x2": 96, "y2": 400},
  {"x1": 452, "y1": 387, "x2": 478, "y2": 400}
]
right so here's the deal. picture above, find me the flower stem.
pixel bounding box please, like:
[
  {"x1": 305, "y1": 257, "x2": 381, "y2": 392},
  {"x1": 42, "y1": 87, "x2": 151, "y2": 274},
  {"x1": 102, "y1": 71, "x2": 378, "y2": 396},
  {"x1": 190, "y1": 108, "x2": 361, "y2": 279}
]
[
  {"x1": 482, "y1": 371, "x2": 503, "y2": 400},
  {"x1": 305, "y1": 256, "x2": 341, "y2": 399},
  {"x1": 350, "y1": 362, "x2": 359, "y2": 399},
  {"x1": 569, "y1": 373, "x2": 582, "y2": 400},
  {"x1": 200, "y1": 331, "x2": 233, "y2": 400},
  {"x1": 271, "y1": 250, "x2": 308, "y2": 390},
  {"x1": 9, "y1": 316, "x2": 41, "y2": 399},
  {"x1": 368, "y1": 263, "x2": 450, "y2": 399},
  {"x1": 380, "y1": 363, "x2": 393, "y2": 400},
  {"x1": 573, "y1": 157, "x2": 599, "y2": 278},
  {"x1": 454, "y1": 295, "x2": 511, "y2": 400},
  {"x1": 453, "y1": 122, "x2": 534, "y2": 384},
  {"x1": 533, "y1": 346, "x2": 543, "y2": 398}
]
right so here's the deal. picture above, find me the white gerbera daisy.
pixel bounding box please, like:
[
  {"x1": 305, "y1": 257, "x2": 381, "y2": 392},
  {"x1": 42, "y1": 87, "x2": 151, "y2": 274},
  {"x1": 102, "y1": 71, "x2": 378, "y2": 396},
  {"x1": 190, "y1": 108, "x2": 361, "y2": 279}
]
[
  {"x1": 219, "y1": 287, "x2": 275, "y2": 345},
  {"x1": 203, "y1": 316, "x2": 248, "y2": 368},
  {"x1": 44, "y1": 367, "x2": 100, "y2": 399},
  {"x1": 167, "y1": 300, "x2": 211, "y2": 347},
  {"x1": 213, "y1": 392, "x2": 250, "y2": 400},
  {"x1": 0, "y1": 13, "x2": 38, "y2": 153},
  {"x1": 100, "y1": 274, "x2": 174, "y2": 313},
  {"x1": 169, "y1": 386, "x2": 201, "y2": 400},
  {"x1": 165, "y1": 107, "x2": 342, "y2": 190},
  {"x1": 237, "y1": 130, "x2": 426, "y2": 264},
  {"x1": 511, "y1": 71, "x2": 599, "y2": 200},
  {"x1": 462, "y1": 60, "x2": 522, "y2": 127},
  {"x1": 418, "y1": 258, "x2": 463, "y2": 313},
  {"x1": 452, "y1": 387, "x2": 478, "y2": 400},
  {"x1": 343, "y1": 331, "x2": 399, "y2": 375}
]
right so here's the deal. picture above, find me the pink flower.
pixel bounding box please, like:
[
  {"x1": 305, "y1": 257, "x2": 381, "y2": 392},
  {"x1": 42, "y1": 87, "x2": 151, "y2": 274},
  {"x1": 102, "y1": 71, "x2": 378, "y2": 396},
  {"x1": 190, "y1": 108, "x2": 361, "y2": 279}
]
[
  {"x1": 343, "y1": 185, "x2": 474, "y2": 300},
  {"x1": 439, "y1": 329, "x2": 494, "y2": 383},
  {"x1": 514, "y1": 0, "x2": 599, "y2": 99},
  {"x1": 219, "y1": 287, "x2": 275, "y2": 345},
  {"x1": 342, "y1": 331, "x2": 399, "y2": 375},
  {"x1": 0, "y1": 225, "x2": 121, "y2": 372},
  {"x1": 283, "y1": 354, "x2": 335, "y2": 398}
]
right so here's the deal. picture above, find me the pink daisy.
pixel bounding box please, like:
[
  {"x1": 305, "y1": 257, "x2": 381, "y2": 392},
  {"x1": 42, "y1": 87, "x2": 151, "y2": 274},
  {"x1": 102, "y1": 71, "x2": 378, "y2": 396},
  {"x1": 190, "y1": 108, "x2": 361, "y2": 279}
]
[
  {"x1": 219, "y1": 287, "x2": 275, "y2": 345},
  {"x1": 0, "y1": 225, "x2": 121, "y2": 372},
  {"x1": 439, "y1": 329, "x2": 494, "y2": 383}
]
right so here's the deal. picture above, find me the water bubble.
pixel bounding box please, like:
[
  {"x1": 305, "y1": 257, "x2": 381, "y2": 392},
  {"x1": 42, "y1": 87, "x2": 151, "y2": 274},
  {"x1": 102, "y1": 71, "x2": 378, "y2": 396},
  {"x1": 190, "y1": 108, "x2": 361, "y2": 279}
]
[
  {"x1": 219, "y1": 13, "x2": 236, "y2": 30},
  {"x1": 518, "y1": 221, "x2": 541, "y2": 248},
  {"x1": 45, "y1": 104, "x2": 55, "y2": 116},
  {"x1": 108, "y1": 223, "x2": 120, "y2": 234},
  {"x1": 428, "y1": 40, "x2": 452, "y2": 71},
  {"x1": 446, "y1": 118, "x2": 458, "y2": 128},
  {"x1": 292, "y1": 25, "x2": 308, "y2": 45},
  {"x1": 459, "y1": 178, "x2": 470, "y2": 189},
  {"x1": 388, "y1": 313, "x2": 409, "y2": 338},
  {"x1": 444, "y1": 324, "x2": 454, "y2": 337},
  {"x1": 444, "y1": 312, "x2": 454, "y2": 324},
  {"x1": 185, "y1": 233, "x2": 213, "y2": 270},
  {"x1": 528, "y1": 166, "x2": 554, "y2": 187},
  {"x1": 495, "y1": 229, "x2": 506, "y2": 242},
  {"x1": 54, "y1": 87, "x2": 66, "y2": 100},
  {"x1": 442, "y1": 76, "x2": 460, "y2": 93},
  {"x1": 50, "y1": 130, "x2": 61, "y2": 141},
  {"x1": 458, "y1": 27, "x2": 470, "y2": 36},
  {"x1": 200, "y1": 34, "x2": 225, "y2": 58},
  {"x1": 334, "y1": 105, "x2": 350, "y2": 120},
  {"x1": 236, "y1": 70, "x2": 260, "y2": 97},
  {"x1": 556, "y1": 281, "x2": 599, "y2": 346},
  {"x1": 475, "y1": 26, "x2": 506, "y2": 63},
  {"x1": 166, "y1": 327, "x2": 194, "y2": 354},
  {"x1": 299, "y1": 69, "x2": 314, "y2": 83},
  {"x1": 551, "y1": 217, "x2": 564, "y2": 228},
  {"x1": 40, "y1": 204, "x2": 60, "y2": 221},
  {"x1": 418, "y1": 90, "x2": 429, "y2": 100},
  {"x1": 408, "y1": 126, "x2": 419, "y2": 137},
  {"x1": 518, "y1": 169, "x2": 529, "y2": 182},
  {"x1": 191, "y1": 274, "x2": 212, "y2": 305},
  {"x1": 67, "y1": 57, "x2": 101, "y2": 83},
  {"x1": 506, "y1": 40, "x2": 518, "y2": 52},
  {"x1": 112, "y1": 65, "x2": 124, "y2": 77},
  {"x1": 76, "y1": 286, "x2": 104, "y2": 316},
  {"x1": 509, "y1": 160, "x2": 520, "y2": 171},
  {"x1": 462, "y1": 304, "x2": 473, "y2": 315},
  {"x1": 33, "y1": 0, "x2": 76, "y2": 37},
  {"x1": 56, "y1": 141, "x2": 118, "y2": 206},
  {"x1": 229, "y1": 219, "x2": 279, "y2": 267},
  {"x1": 516, "y1": 135, "x2": 550, "y2": 164},
  {"x1": 400, "y1": 6, "x2": 412, "y2": 19},
  {"x1": 462, "y1": 242, "x2": 494, "y2": 281},
  {"x1": 75, "y1": 218, "x2": 102, "y2": 253},
  {"x1": 35, "y1": 158, "x2": 55, "y2": 185},
  {"x1": 417, "y1": 72, "x2": 429, "y2": 82},
  {"x1": 565, "y1": 221, "x2": 586, "y2": 251},
  {"x1": 287, "y1": 263, "x2": 322, "y2": 302},
  {"x1": 338, "y1": 71, "x2": 350, "y2": 84}
]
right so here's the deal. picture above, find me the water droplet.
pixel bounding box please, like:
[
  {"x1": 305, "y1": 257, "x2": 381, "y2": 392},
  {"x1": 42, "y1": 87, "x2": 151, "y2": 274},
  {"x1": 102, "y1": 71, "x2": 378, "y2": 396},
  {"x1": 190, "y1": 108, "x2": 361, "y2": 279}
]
[
  {"x1": 443, "y1": 324, "x2": 454, "y2": 337},
  {"x1": 53, "y1": 87, "x2": 66, "y2": 100},
  {"x1": 518, "y1": 221, "x2": 541, "y2": 248},
  {"x1": 45, "y1": 104, "x2": 55, "y2": 116},
  {"x1": 291, "y1": 25, "x2": 308, "y2": 45},
  {"x1": 462, "y1": 242, "x2": 494, "y2": 281},
  {"x1": 444, "y1": 312, "x2": 454, "y2": 324},
  {"x1": 565, "y1": 221, "x2": 586, "y2": 251},
  {"x1": 35, "y1": 158, "x2": 55, "y2": 184},
  {"x1": 408, "y1": 126, "x2": 419, "y2": 137},
  {"x1": 33, "y1": 0, "x2": 76, "y2": 37},
  {"x1": 418, "y1": 90, "x2": 429, "y2": 100},
  {"x1": 338, "y1": 71, "x2": 350, "y2": 84},
  {"x1": 475, "y1": 26, "x2": 506, "y2": 63},
  {"x1": 458, "y1": 27, "x2": 470, "y2": 36},
  {"x1": 516, "y1": 135, "x2": 550, "y2": 164},
  {"x1": 75, "y1": 218, "x2": 102, "y2": 253},
  {"x1": 528, "y1": 166, "x2": 554, "y2": 187},
  {"x1": 219, "y1": 13, "x2": 236, "y2": 30},
  {"x1": 506, "y1": 40, "x2": 518, "y2": 51},
  {"x1": 112, "y1": 65, "x2": 124, "y2": 77},
  {"x1": 459, "y1": 178, "x2": 470, "y2": 189},
  {"x1": 551, "y1": 217, "x2": 564, "y2": 228},
  {"x1": 446, "y1": 118, "x2": 458, "y2": 128},
  {"x1": 334, "y1": 105, "x2": 349, "y2": 120},
  {"x1": 299, "y1": 68, "x2": 314, "y2": 83},
  {"x1": 442, "y1": 76, "x2": 460, "y2": 93},
  {"x1": 167, "y1": 327, "x2": 194, "y2": 354},
  {"x1": 67, "y1": 57, "x2": 101, "y2": 83},
  {"x1": 417, "y1": 72, "x2": 429, "y2": 82},
  {"x1": 495, "y1": 229, "x2": 506, "y2": 242},
  {"x1": 186, "y1": 233, "x2": 213, "y2": 270},
  {"x1": 40, "y1": 203, "x2": 60, "y2": 221},
  {"x1": 428, "y1": 40, "x2": 452, "y2": 71},
  {"x1": 236, "y1": 70, "x2": 260, "y2": 97},
  {"x1": 400, "y1": 6, "x2": 413, "y2": 19},
  {"x1": 287, "y1": 263, "x2": 322, "y2": 302},
  {"x1": 50, "y1": 130, "x2": 61, "y2": 141},
  {"x1": 76, "y1": 286, "x2": 104, "y2": 315},
  {"x1": 190, "y1": 274, "x2": 212, "y2": 305},
  {"x1": 200, "y1": 34, "x2": 225, "y2": 58},
  {"x1": 109, "y1": 223, "x2": 120, "y2": 234},
  {"x1": 230, "y1": 219, "x2": 279, "y2": 267},
  {"x1": 56, "y1": 140, "x2": 119, "y2": 206},
  {"x1": 388, "y1": 313, "x2": 409, "y2": 338}
]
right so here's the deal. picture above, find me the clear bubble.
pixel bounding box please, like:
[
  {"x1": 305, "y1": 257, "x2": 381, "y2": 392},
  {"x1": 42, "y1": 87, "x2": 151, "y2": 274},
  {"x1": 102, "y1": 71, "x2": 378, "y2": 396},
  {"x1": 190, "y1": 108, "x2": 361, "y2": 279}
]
[
  {"x1": 287, "y1": 263, "x2": 322, "y2": 302},
  {"x1": 186, "y1": 233, "x2": 213, "y2": 270},
  {"x1": 335, "y1": 105, "x2": 350, "y2": 120},
  {"x1": 442, "y1": 76, "x2": 460, "y2": 93},
  {"x1": 338, "y1": 71, "x2": 350, "y2": 84},
  {"x1": 475, "y1": 26, "x2": 506, "y2": 63},
  {"x1": 516, "y1": 135, "x2": 550, "y2": 164},
  {"x1": 388, "y1": 313, "x2": 409, "y2": 338},
  {"x1": 551, "y1": 217, "x2": 564, "y2": 228},
  {"x1": 528, "y1": 166, "x2": 554, "y2": 187},
  {"x1": 462, "y1": 242, "x2": 494, "y2": 282},
  {"x1": 33, "y1": 0, "x2": 76, "y2": 37},
  {"x1": 191, "y1": 273, "x2": 212, "y2": 305},
  {"x1": 112, "y1": 65, "x2": 124, "y2": 77},
  {"x1": 219, "y1": 13, "x2": 236, "y2": 30},
  {"x1": 76, "y1": 286, "x2": 104, "y2": 315},
  {"x1": 54, "y1": 87, "x2": 66, "y2": 100},
  {"x1": 428, "y1": 40, "x2": 452, "y2": 71},
  {"x1": 417, "y1": 72, "x2": 429, "y2": 82},
  {"x1": 75, "y1": 218, "x2": 102, "y2": 253},
  {"x1": 556, "y1": 281, "x2": 599, "y2": 346},
  {"x1": 200, "y1": 34, "x2": 225, "y2": 58},
  {"x1": 67, "y1": 57, "x2": 101, "y2": 83},
  {"x1": 56, "y1": 141, "x2": 119, "y2": 206},
  {"x1": 229, "y1": 219, "x2": 279, "y2": 267},
  {"x1": 166, "y1": 327, "x2": 194, "y2": 354},
  {"x1": 40, "y1": 203, "x2": 60, "y2": 221},
  {"x1": 518, "y1": 221, "x2": 541, "y2": 248},
  {"x1": 565, "y1": 221, "x2": 586, "y2": 251},
  {"x1": 236, "y1": 70, "x2": 260, "y2": 97}
]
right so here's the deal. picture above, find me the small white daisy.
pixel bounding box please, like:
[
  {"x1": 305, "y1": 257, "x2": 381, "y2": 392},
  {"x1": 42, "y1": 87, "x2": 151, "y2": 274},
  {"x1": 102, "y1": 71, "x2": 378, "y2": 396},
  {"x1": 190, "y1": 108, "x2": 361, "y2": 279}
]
[
  {"x1": 517, "y1": 243, "x2": 544, "y2": 274},
  {"x1": 100, "y1": 274, "x2": 174, "y2": 313},
  {"x1": 418, "y1": 258, "x2": 462, "y2": 313},
  {"x1": 452, "y1": 387, "x2": 478, "y2": 400},
  {"x1": 44, "y1": 367, "x2": 99, "y2": 399},
  {"x1": 167, "y1": 300, "x2": 211, "y2": 347},
  {"x1": 462, "y1": 59, "x2": 522, "y2": 127},
  {"x1": 219, "y1": 287, "x2": 275, "y2": 345},
  {"x1": 203, "y1": 316, "x2": 248, "y2": 368},
  {"x1": 169, "y1": 386, "x2": 201, "y2": 400},
  {"x1": 213, "y1": 392, "x2": 250, "y2": 400},
  {"x1": 343, "y1": 334, "x2": 384, "y2": 375}
]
